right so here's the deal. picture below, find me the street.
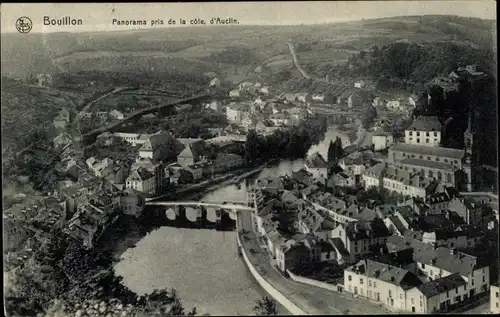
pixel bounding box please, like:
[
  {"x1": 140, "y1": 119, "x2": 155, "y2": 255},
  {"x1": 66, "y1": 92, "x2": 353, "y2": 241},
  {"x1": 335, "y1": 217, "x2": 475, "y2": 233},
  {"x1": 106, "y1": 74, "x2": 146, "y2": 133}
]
[{"x1": 238, "y1": 211, "x2": 392, "y2": 315}]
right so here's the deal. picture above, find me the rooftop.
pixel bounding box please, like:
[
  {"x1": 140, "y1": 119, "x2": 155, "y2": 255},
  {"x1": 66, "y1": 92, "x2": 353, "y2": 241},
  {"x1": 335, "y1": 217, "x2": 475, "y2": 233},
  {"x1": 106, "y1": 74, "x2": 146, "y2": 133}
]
[
  {"x1": 408, "y1": 116, "x2": 442, "y2": 132},
  {"x1": 390, "y1": 143, "x2": 464, "y2": 160},
  {"x1": 399, "y1": 158, "x2": 455, "y2": 171},
  {"x1": 416, "y1": 273, "x2": 466, "y2": 298}
]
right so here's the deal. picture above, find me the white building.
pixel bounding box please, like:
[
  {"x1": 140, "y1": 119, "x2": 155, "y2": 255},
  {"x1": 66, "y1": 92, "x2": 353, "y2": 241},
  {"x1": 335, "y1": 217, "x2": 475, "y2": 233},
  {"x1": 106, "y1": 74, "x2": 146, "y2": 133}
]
[
  {"x1": 85, "y1": 157, "x2": 114, "y2": 178},
  {"x1": 125, "y1": 168, "x2": 155, "y2": 194},
  {"x1": 372, "y1": 132, "x2": 394, "y2": 151},
  {"x1": 305, "y1": 153, "x2": 329, "y2": 179},
  {"x1": 114, "y1": 132, "x2": 151, "y2": 147},
  {"x1": 312, "y1": 94, "x2": 325, "y2": 102},
  {"x1": 229, "y1": 89, "x2": 240, "y2": 98},
  {"x1": 491, "y1": 285, "x2": 500, "y2": 314},
  {"x1": 354, "y1": 80, "x2": 366, "y2": 88},
  {"x1": 405, "y1": 116, "x2": 442, "y2": 147},
  {"x1": 226, "y1": 103, "x2": 249, "y2": 123},
  {"x1": 269, "y1": 113, "x2": 290, "y2": 126},
  {"x1": 109, "y1": 110, "x2": 124, "y2": 120}
]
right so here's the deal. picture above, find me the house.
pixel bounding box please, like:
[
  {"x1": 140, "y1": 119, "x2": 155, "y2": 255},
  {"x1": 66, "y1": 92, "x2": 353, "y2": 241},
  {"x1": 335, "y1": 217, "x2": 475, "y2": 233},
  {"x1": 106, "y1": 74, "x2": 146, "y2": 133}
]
[
  {"x1": 125, "y1": 168, "x2": 156, "y2": 194},
  {"x1": 331, "y1": 219, "x2": 391, "y2": 264},
  {"x1": 269, "y1": 112, "x2": 290, "y2": 126},
  {"x1": 305, "y1": 152, "x2": 329, "y2": 179},
  {"x1": 354, "y1": 80, "x2": 366, "y2": 88},
  {"x1": 447, "y1": 197, "x2": 492, "y2": 230},
  {"x1": 177, "y1": 139, "x2": 206, "y2": 167},
  {"x1": 372, "y1": 132, "x2": 394, "y2": 151},
  {"x1": 344, "y1": 258, "x2": 422, "y2": 309},
  {"x1": 405, "y1": 116, "x2": 442, "y2": 147},
  {"x1": 346, "y1": 89, "x2": 374, "y2": 108},
  {"x1": 109, "y1": 110, "x2": 124, "y2": 120},
  {"x1": 53, "y1": 133, "x2": 73, "y2": 150},
  {"x1": 85, "y1": 157, "x2": 114, "y2": 178},
  {"x1": 276, "y1": 237, "x2": 314, "y2": 272},
  {"x1": 229, "y1": 89, "x2": 240, "y2": 98},
  {"x1": 328, "y1": 171, "x2": 355, "y2": 189},
  {"x1": 226, "y1": 103, "x2": 249, "y2": 122},
  {"x1": 113, "y1": 188, "x2": 146, "y2": 217},
  {"x1": 491, "y1": 285, "x2": 500, "y2": 314},
  {"x1": 362, "y1": 162, "x2": 388, "y2": 191},
  {"x1": 113, "y1": 132, "x2": 151, "y2": 147},
  {"x1": 312, "y1": 94, "x2": 325, "y2": 102},
  {"x1": 65, "y1": 202, "x2": 119, "y2": 249},
  {"x1": 408, "y1": 94, "x2": 419, "y2": 107},
  {"x1": 296, "y1": 93, "x2": 309, "y2": 103},
  {"x1": 421, "y1": 226, "x2": 484, "y2": 250},
  {"x1": 381, "y1": 165, "x2": 439, "y2": 199},
  {"x1": 405, "y1": 273, "x2": 467, "y2": 313},
  {"x1": 260, "y1": 86, "x2": 270, "y2": 95},
  {"x1": 205, "y1": 100, "x2": 219, "y2": 111},
  {"x1": 210, "y1": 77, "x2": 220, "y2": 87},
  {"x1": 296, "y1": 205, "x2": 336, "y2": 241},
  {"x1": 339, "y1": 151, "x2": 370, "y2": 180},
  {"x1": 138, "y1": 131, "x2": 183, "y2": 162},
  {"x1": 386, "y1": 236, "x2": 491, "y2": 300},
  {"x1": 53, "y1": 108, "x2": 70, "y2": 129},
  {"x1": 255, "y1": 198, "x2": 282, "y2": 235}
]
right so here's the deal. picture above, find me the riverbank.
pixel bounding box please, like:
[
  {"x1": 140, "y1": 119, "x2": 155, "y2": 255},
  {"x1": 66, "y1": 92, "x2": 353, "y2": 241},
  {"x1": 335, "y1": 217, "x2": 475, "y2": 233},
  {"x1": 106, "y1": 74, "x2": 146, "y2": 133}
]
[{"x1": 148, "y1": 164, "x2": 266, "y2": 202}]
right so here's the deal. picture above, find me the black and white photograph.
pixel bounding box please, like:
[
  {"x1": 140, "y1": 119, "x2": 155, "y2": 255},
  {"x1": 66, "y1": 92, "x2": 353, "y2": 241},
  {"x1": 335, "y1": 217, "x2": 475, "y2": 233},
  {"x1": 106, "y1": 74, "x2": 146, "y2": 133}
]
[{"x1": 1, "y1": 1, "x2": 498, "y2": 316}]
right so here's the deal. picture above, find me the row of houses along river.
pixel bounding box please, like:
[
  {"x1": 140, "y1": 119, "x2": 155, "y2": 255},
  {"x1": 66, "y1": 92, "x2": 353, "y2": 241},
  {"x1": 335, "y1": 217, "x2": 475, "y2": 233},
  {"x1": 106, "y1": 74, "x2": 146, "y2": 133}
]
[{"x1": 114, "y1": 126, "x2": 350, "y2": 316}]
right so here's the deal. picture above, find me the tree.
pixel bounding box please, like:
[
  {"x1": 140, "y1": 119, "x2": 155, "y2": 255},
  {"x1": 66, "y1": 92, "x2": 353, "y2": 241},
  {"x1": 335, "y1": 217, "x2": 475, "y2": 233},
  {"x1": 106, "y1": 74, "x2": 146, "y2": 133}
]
[
  {"x1": 253, "y1": 297, "x2": 278, "y2": 316},
  {"x1": 327, "y1": 141, "x2": 337, "y2": 164}
]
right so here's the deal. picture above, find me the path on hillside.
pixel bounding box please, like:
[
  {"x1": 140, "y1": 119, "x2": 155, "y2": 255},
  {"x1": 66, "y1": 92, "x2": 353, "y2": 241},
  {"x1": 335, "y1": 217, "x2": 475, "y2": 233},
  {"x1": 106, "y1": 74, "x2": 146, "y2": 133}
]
[{"x1": 286, "y1": 42, "x2": 311, "y2": 79}]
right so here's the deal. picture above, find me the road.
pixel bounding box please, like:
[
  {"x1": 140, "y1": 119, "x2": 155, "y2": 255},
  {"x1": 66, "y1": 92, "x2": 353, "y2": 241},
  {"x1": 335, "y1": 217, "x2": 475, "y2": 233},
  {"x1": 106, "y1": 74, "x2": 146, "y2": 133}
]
[
  {"x1": 286, "y1": 42, "x2": 311, "y2": 79},
  {"x1": 238, "y1": 211, "x2": 392, "y2": 315}
]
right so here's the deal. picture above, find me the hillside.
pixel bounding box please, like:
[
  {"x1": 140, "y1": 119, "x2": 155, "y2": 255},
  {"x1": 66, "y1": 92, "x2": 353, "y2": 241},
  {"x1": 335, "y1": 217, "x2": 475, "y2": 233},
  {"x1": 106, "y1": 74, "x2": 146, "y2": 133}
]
[{"x1": 1, "y1": 15, "x2": 495, "y2": 80}]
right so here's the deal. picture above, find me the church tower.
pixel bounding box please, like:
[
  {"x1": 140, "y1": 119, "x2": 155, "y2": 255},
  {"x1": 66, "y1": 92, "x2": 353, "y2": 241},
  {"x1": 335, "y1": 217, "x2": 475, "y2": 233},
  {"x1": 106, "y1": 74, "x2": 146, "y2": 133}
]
[{"x1": 462, "y1": 109, "x2": 476, "y2": 191}]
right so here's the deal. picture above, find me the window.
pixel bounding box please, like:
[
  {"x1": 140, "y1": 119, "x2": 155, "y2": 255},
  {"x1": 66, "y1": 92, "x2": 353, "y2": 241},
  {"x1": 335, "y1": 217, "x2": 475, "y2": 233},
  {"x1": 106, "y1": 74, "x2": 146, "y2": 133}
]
[
  {"x1": 427, "y1": 156, "x2": 431, "y2": 160},
  {"x1": 430, "y1": 270, "x2": 433, "y2": 275},
  {"x1": 416, "y1": 132, "x2": 420, "y2": 137},
  {"x1": 446, "y1": 291, "x2": 449, "y2": 298},
  {"x1": 426, "y1": 139, "x2": 429, "y2": 143},
  {"x1": 426, "y1": 132, "x2": 430, "y2": 137},
  {"x1": 496, "y1": 292, "x2": 499, "y2": 298},
  {"x1": 420, "y1": 301, "x2": 423, "y2": 307},
  {"x1": 360, "y1": 278, "x2": 364, "y2": 285},
  {"x1": 374, "y1": 282, "x2": 377, "y2": 288},
  {"x1": 411, "y1": 298, "x2": 414, "y2": 304},
  {"x1": 400, "y1": 294, "x2": 403, "y2": 299},
  {"x1": 389, "y1": 290, "x2": 392, "y2": 297},
  {"x1": 456, "y1": 288, "x2": 459, "y2": 294},
  {"x1": 464, "y1": 286, "x2": 466, "y2": 291},
  {"x1": 482, "y1": 276, "x2": 485, "y2": 282},
  {"x1": 434, "y1": 132, "x2": 438, "y2": 137},
  {"x1": 422, "y1": 264, "x2": 426, "y2": 269},
  {"x1": 409, "y1": 131, "x2": 413, "y2": 136},
  {"x1": 348, "y1": 275, "x2": 352, "y2": 281},
  {"x1": 369, "y1": 280, "x2": 372, "y2": 287},
  {"x1": 416, "y1": 139, "x2": 420, "y2": 143}
]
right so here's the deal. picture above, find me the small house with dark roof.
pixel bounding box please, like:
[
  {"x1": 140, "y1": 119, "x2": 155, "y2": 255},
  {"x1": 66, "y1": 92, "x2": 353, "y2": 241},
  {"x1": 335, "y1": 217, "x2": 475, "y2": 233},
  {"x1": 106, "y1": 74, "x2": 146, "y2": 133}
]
[
  {"x1": 406, "y1": 273, "x2": 467, "y2": 313},
  {"x1": 331, "y1": 219, "x2": 391, "y2": 264},
  {"x1": 305, "y1": 152, "x2": 329, "y2": 179}
]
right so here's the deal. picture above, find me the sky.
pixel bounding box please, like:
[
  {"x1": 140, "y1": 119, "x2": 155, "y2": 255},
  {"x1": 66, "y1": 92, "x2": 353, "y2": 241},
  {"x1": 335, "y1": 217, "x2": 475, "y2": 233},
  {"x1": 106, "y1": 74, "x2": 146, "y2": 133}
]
[{"x1": 1, "y1": 1, "x2": 497, "y2": 34}]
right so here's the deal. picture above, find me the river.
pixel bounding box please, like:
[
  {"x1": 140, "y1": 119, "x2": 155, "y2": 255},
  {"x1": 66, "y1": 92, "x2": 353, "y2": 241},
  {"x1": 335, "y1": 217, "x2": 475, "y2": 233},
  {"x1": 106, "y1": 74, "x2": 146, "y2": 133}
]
[{"x1": 114, "y1": 125, "x2": 350, "y2": 315}]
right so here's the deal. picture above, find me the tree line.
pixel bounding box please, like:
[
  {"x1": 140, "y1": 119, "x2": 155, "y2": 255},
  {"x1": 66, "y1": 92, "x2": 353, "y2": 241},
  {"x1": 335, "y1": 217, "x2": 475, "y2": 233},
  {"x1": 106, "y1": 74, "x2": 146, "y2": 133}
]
[{"x1": 244, "y1": 116, "x2": 327, "y2": 166}]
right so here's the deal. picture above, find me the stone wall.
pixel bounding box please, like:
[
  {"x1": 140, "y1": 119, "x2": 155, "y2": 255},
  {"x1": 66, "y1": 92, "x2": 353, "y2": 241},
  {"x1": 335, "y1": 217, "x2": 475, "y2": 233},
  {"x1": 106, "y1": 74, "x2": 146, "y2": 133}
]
[
  {"x1": 236, "y1": 233, "x2": 307, "y2": 315},
  {"x1": 286, "y1": 269, "x2": 341, "y2": 293}
]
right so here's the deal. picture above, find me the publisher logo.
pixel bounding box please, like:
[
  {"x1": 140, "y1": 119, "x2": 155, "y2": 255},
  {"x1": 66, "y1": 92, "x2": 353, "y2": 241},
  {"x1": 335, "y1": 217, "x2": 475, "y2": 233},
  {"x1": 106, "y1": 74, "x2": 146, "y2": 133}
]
[{"x1": 16, "y1": 17, "x2": 33, "y2": 34}]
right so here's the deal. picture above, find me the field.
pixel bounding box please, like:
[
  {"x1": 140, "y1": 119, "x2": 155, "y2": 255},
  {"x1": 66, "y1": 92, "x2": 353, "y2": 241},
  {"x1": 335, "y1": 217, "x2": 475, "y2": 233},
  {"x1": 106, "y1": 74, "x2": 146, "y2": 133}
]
[{"x1": 1, "y1": 15, "x2": 496, "y2": 162}]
